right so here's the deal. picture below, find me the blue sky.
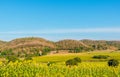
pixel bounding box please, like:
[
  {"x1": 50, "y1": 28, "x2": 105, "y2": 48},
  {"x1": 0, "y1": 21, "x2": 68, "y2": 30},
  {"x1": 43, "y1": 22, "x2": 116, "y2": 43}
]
[{"x1": 0, "y1": 0, "x2": 120, "y2": 41}]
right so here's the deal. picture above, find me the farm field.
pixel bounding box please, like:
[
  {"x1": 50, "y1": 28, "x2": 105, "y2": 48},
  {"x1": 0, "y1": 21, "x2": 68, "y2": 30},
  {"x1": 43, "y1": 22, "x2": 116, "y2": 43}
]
[
  {"x1": 33, "y1": 51, "x2": 120, "y2": 62},
  {"x1": 0, "y1": 61, "x2": 120, "y2": 77},
  {"x1": 0, "y1": 51, "x2": 120, "y2": 77}
]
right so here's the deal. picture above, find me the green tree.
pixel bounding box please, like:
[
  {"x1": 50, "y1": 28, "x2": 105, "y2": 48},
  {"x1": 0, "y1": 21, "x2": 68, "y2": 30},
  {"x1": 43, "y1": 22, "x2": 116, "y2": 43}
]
[
  {"x1": 108, "y1": 59, "x2": 119, "y2": 67},
  {"x1": 1, "y1": 49, "x2": 14, "y2": 56},
  {"x1": 66, "y1": 59, "x2": 78, "y2": 66},
  {"x1": 73, "y1": 57, "x2": 81, "y2": 63},
  {"x1": 66, "y1": 57, "x2": 81, "y2": 66},
  {"x1": 74, "y1": 47, "x2": 83, "y2": 53},
  {"x1": 42, "y1": 47, "x2": 51, "y2": 55}
]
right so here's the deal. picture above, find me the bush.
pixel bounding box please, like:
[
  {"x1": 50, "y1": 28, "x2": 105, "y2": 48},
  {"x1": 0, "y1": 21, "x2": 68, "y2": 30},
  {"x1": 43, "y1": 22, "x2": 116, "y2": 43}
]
[
  {"x1": 66, "y1": 59, "x2": 78, "y2": 66},
  {"x1": 1, "y1": 49, "x2": 14, "y2": 56},
  {"x1": 42, "y1": 47, "x2": 51, "y2": 55},
  {"x1": 108, "y1": 59, "x2": 119, "y2": 67},
  {"x1": 6, "y1": 56, "x2": 19, "y2": 62},
  {"x1": 73, "y1": 57, "x2": 81, "y2": 63},
  {"x1": 66, "y1": 57, "x2": 81, "y2": 66},
  {"x1": 92, "y1": 55, "x2": 109, "y2": 59}
]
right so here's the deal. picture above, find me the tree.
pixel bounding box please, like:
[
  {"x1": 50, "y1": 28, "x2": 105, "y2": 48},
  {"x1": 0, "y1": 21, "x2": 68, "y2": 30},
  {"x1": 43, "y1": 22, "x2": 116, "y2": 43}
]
[
  {"x1": 73, "y1": 57, "x2": 81, "y2": 63},
  {"x1": 42, "y1": 47, "x2": 51, "y2": 55},
  {"x1": 66, "y1": 57, "x2": 81, "y2": 66},
  {"x1": 74, "y1": 47, "x2": 83, "y2": 53},
  {"x1": 108, "y1": 59, "x2": 119, "y2": 67},
  {"x1": 1, "y1": 49, "x2": 14, "y2": 56},
  {"x1": 66, "y1": 59, "x2": 78, "y2": 66}
]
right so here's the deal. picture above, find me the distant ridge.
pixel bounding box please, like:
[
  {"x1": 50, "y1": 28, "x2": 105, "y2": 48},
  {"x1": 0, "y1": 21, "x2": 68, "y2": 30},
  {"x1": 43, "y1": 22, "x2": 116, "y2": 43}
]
[{"x1": 0, "y1": 37, "x2": 120, "y2": 54}]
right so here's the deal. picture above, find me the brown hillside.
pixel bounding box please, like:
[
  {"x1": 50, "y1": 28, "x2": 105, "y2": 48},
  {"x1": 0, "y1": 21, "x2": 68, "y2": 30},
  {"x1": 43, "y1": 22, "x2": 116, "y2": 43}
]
[
  {"x1": 0, "y1": 40, "x2": 7, "y2": 51},
  {"x1": 2, "y1": 37, "x2": 56, "y2": 53},
  {"x1": 56, "y1": 39, "x2": 89, "y2": 50},
  {"x1": 81, "y1": 39, "x2": 118, "y2": 50}
]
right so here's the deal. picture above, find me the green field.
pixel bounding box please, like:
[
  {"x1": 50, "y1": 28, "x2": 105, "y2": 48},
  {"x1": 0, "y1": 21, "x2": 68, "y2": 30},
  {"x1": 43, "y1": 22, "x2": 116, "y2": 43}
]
[
  {"x1": 33, "y1": 51, "x2": 120, "y2": 63},
  {"x1": 0, "y1": 51, "x2": 120, "y2": 77}
]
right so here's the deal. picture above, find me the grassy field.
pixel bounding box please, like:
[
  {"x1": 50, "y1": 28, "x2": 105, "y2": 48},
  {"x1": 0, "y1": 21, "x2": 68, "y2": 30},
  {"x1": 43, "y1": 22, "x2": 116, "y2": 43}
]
[
  {"x1": 33, "y1": 51, "x2": 120, "y2": 63},
  {"x1": 0, "y1": 51, "x2": 120, "y2": 77}
]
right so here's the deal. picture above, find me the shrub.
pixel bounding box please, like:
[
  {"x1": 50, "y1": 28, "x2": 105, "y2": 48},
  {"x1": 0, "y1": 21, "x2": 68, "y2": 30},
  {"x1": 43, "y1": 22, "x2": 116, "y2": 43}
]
[
  {"x1": 74, "y1": 47, "x2": 83, "y2": 53},
  {"x1": 66, "y1": 57, "x2": 81, "y2": 66},
  {"x1": 92, "y1": 55, "x2": 109, "y2": 59},
  {"x1": 66, "y1": 59, "x2": 78, "y2": 66},
  {"x1": 42, "y1": 47, "x2": 51, "y2": 55},
  {"x1": 73, "y1": 57, "x2": 81, "y2": 63},
  {"x1": 6, "y1": 56, "x2": 19, "y2": 62},
  {"x1": 108, "y1": 59, "x2": 119, "y2": 67}
]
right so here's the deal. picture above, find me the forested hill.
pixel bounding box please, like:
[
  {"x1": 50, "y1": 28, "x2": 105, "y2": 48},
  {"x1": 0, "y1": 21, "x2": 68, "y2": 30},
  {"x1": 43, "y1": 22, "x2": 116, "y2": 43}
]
[
  {"x1": 0, "y1": 37, "x2": 120, "y2": 57},
  {"x1": 81, "y1": 39, "x2": 120, "y2": 50}
]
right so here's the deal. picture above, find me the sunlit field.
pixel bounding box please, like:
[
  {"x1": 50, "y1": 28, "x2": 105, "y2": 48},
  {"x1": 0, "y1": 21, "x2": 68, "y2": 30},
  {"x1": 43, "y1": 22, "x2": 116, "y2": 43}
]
[
  {"x1": 0, "y1": 61, "x2": 120, "y2": 77},
  {"x1": 0, "y1": 51, "x2": 120, "y2": 77},
  {"x1": 33, "y1": 51, "x2": 120, "y2": 62}
]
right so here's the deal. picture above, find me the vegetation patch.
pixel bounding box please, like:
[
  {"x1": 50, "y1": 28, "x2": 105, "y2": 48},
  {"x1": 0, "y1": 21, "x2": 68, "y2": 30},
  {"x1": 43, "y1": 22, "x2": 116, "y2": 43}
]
[
  {"x1": 108, "y1": 59, "x2": 119, "y2": 67},
  {"x1": 92, "y1": 55, "x2": 110, "y2": 59},
  {"x1": 6, "y1": 55, "x2": 19, "y2": 62},
  {"x1": 66, "y1": 57, "x2": 81, "y2": 66}
]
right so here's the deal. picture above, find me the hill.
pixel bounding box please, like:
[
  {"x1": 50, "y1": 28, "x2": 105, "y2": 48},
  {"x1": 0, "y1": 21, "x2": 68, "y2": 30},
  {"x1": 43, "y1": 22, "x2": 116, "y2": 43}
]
[
  {"x1": 0, "y1": 40, "x2": 7, "y2": 51},
  {"x1": 0, "y1": 37, "x2": 56, "y2": 57},
  {"x1": 0, "y1": 37, "x2": 120, "y2": 57},
  {"x1": 56, "y1": 39, "x2": 89, "y2": 50},
  {"x1": 81, "y1": 39, "x2": 119, "y2": 50},
  {"x1": 7, "y1": 37, "x2": 55, "y2": 49}
]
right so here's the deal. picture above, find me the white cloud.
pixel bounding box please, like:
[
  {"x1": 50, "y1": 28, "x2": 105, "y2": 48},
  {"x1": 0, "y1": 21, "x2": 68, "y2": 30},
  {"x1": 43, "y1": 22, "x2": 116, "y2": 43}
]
[{"x1": 0, "y1": 28, "x2": 120, "y2": 34}]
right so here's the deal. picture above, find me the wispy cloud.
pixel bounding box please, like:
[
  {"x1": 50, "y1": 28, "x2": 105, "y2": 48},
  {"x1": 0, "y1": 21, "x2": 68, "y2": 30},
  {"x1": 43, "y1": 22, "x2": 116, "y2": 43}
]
[{"x1": 0, "y1": 28, "x2": 120, "y2": 34}]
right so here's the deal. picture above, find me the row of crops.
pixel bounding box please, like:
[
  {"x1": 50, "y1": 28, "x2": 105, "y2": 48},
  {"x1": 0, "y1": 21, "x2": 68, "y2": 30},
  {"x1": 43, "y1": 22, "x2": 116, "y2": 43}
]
[{"x1": 0, "y1": 60, "x2": 120, "y2": 77}]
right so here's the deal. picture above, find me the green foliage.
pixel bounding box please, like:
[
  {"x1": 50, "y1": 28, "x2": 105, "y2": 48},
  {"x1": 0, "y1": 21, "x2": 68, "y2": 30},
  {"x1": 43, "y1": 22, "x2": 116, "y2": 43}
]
[
  {"x1": 92, "y1": 55, "x2": 110, "y2": 59},
  {"x1": 66, "y1": 57, "x2": 81, "y2": 66},
  {"x1": 1, "y1": 49, "x2": 14, "y2": 56},
  {"x1": 6, "y1": 55, "x2": 19, "y2": 62},
  {"x1": 108, "y1": 59, "x2": 119, "y2": 67},
  {"x1": 42, "y1": 47, "x2": 51, "y2": 55},
  {"x1": 66, "y1": 59, "x2": 78, "y2": 66},
  {"x1": 47, "y1": 62, "x2": 54, "y2": 66},
  {"x1": 74, "y1": 47, "x2": 83, "y2": 53},
  {"x1": 73, "y1": 57, "x2": 81, "y2": 63},
  {"x1": 68, "y1": 47, "x2": 93, "y2": 53}
]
